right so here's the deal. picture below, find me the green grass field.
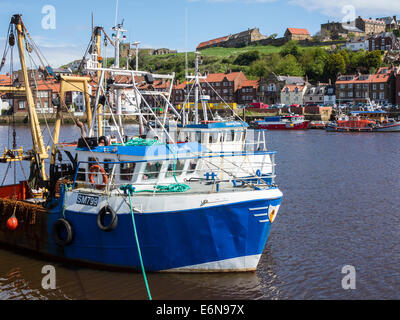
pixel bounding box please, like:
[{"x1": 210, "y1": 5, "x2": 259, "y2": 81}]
[{"x1": 199, "y1": 45, "x2": 283, "y2": 57}]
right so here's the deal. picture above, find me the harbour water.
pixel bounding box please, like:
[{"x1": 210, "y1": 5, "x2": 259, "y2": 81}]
[{"x1": 0, "y1": 126, "x2": 399, "y2": 300}]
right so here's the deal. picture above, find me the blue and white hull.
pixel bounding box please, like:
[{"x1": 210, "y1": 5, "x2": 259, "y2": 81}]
[{"x1": 46, "y1": 188, "x2": 283, "y2": 272}]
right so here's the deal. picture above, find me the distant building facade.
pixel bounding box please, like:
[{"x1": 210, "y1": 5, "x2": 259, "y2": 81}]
[
  {"x1": 197, "y1": 28, "x2": 266, "y2": 50},
  {"x1": 336, "y1": 67, "x2": 396, "y2": 104},
  {"x1": 281, "y1": 84, "x2": 309, "y2": 106},
  {"x1": 171, "y1": 71, "x2": 247, "y2": 105},
  {"x1": 368, "y1": 32, "x2": 400, "y2": 51},
  {"x1": 321, "y1": 21, "x2": 365, "y2": 39},
  {"x1": 257, "y1": 73, "x2": 306, "y2": 105},
  {"x1": 304, "y1": 83, "x2": 336, "y2": 106},
  {"x1": 355, "y1": 16, "x2": 386, "y2": 35},
  {"x1": 376, "y1": 16, "x2": 400, "y2": 31},
  {"x1": 343, "y1": 38, "x2": 368, "y2": 51},
  {"x1": 284, "y1": 28, "x2": 311, "y2": 41},
  {"x1": 237, "y1": 79, "x2": 260, "y2": 105}
]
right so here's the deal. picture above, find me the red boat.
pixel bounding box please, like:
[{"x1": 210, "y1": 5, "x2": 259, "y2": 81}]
[{"x1": 256, "y1": 115, "x2": 310, "y2": 130}]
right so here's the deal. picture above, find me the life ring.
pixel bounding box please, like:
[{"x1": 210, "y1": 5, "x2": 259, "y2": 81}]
[
  {"x1": 89, "y1": 165, "x2": 108, "y2": 190},
  {"x1": 52, "y1": 218, "x2": 74, "y2": 246},
  {"x1": 97, "y1": 205, "x2": 118, "y2": 232}
]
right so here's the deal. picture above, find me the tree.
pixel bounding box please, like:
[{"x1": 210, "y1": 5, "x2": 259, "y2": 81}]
[
  {"x1": 233, "y1": 50, "x2": 260, "y2": 66},
  {"x1": 280, "y1": 40, "x2": 301, "y2": 58},
  {"x1": 249, "y1": 60, "x2": 270, "y2": 78},
  {"x1": 324, "y1": 53, "x2": 346, "y2": 81},
  {"x1": 274, "y1": 54, "x2": 304, "y2": 76},
  {"x1": 365, "y1": 50, "x2": 383, "y2": 72},
  {"x1": 299, "y1": 48, "x2": 327, "y2": 82}
]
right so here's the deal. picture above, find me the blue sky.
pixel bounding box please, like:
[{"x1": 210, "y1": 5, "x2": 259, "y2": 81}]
[{"x1": 0, "y1": 0, "x2": 399, "y2": 68}]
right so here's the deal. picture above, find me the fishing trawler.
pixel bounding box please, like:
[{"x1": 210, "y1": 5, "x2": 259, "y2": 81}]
[{"x1": 0, "y1": 14, "x2": 283, "y2": 273}]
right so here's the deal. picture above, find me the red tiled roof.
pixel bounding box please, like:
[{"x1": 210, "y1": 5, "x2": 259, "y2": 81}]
[
  {"x1": 34, "y1": 80, "x2": 60, "y2": 93},
  {"x1": 201, "y1": 72, "x2": 244, "y2": 83},
  {"x1": 173, "y1": 82, "x2": 187, "y2": 90},
  {"x1": 286, "y1": 28, "x2": 310, "y2": 36},
  {"x1": 336, "y1": 68, "x2": 393, "y2": 84},
  {"x1": 239, "y1": 79, "x2": 259, "y2": 89},
  {"x1": 282, "y1": 84, "x2": 306, "y2": 92},
  {"x1": 197, "y1": 36, "x2": 229, "y2": 49},
  {"x1": 0, "y1": 74, "x2": 12, "y2": 86}
]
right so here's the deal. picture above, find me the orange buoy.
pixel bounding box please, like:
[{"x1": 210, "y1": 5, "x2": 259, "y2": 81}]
[{"x1": 6, "y1": 217, "x2": 18, "y2": 230}]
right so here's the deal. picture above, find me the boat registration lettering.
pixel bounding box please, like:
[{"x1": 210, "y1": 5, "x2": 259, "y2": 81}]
[{"x1": 76, "y1": 194, "x2": 99, "y2": 207}]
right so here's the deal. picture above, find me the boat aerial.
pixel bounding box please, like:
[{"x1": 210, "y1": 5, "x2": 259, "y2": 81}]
[{"x1": 0, "y1": 14, "x2": 283, "y2": 274}]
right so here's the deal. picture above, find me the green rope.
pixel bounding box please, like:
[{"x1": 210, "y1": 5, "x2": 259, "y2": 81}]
[
  {"x1": 131, "y1": 184, "x2": 191, "y2": 194},
  {"x1": 120, "y1": 185, "x2": 152, "y2": 300},
  {"x1": 112, "y1": 138, "x2": 161, "y2": 147}
]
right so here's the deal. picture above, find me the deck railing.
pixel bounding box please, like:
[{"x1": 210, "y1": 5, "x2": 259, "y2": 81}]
[{"x1": 70, "y1": 150, "x2": 277, "y2": 193}]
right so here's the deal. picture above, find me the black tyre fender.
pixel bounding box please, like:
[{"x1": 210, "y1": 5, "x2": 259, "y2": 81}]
[
  {"x1": 97, "y1": 206, "x2": 118, "y2": 232},
  {"x1": 52, "y1": 218, "x2": 74, "y2": 247}
]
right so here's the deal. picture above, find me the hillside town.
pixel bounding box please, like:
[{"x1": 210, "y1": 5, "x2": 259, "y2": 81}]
[{"x1": 2, "y1": 14, "x2": 400, "y2": 116}]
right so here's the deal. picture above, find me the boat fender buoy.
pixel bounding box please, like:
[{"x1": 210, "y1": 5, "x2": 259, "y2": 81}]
[
  {"x1": 6, "y1": 217, "x2": 18, "y2": 230},
  {"x1": 89, "y1": 165, "x2": 108, "y2": 190},
  {"x1": 52, "y1": 218, "x2": 74, "y2": 247},
  {"x1": 97, "y1": 206, "x2": 118, "y2": 232}
]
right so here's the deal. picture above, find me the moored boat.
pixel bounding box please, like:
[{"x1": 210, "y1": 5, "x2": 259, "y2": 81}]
[
  {"x1": 256, "y1": 115, "x2": 310, "y2": 130},
  {"x1": 326, "y1": 111, "x2": 400, "y2": 132},
  {"x1": 0, "y1": 14, "x2": 283, "y2": 274}
]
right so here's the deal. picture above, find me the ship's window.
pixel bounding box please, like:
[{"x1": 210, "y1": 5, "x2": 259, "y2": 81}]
[
  {"x1": 120, "y1": 162, "x2": 136, "y2": 181},
  {"x1": 187, "y1": 159, "x2": 198, "y2": 174},
  {"x1": 166, "y1": 160, "x2": 185, "y2": 177},
  {"x1": 77, "y1": 168, "x2": 85, "y2": 182},
  {"x1": 104, "y1": 159, "x2": 113, "y2": 174},
  {"x1": 143, "y1": 162, "x2": 162, "y2": 180}
]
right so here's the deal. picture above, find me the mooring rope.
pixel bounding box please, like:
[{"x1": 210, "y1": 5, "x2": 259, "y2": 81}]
[{"x1": 120, "y1": 185, "x2": 152, "y2": 300}]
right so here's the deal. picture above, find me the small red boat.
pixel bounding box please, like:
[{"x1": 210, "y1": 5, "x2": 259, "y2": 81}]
[{"x1": 256, "y1": 115, "x2": 310, "y2": 130}]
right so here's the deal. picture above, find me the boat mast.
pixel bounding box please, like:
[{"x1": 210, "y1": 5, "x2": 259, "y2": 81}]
[
  {"x1": 194, "y1": 52, "x2": 199, "y2": 124},
  {"x1": 112, "y1": 21, "x2": 126, "y2": 136},
  {"x1": 12, "y1": 14, "x2": 48, "y2": 181},
  {"x1": 94, "y1": 26, "x2": 103, "y2": 137}
]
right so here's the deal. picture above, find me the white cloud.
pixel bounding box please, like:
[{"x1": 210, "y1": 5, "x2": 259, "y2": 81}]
[{"x1": 289, "y1": 0, "x2": 400, "y2": 18}]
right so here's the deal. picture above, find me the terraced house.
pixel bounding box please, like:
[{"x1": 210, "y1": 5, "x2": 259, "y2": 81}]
[
  {"x1": 237, "y1": 79, "x2": 260, "y2": 105},
  {"x1": 280, "y1": 84, "x2": 309, "y2": 106},
  {"x1": 257, "y1": 73, "x2": 306, "y2": 105},
  {"x1": 336, "y1": 67, "x2": 397, "y2": 104}
]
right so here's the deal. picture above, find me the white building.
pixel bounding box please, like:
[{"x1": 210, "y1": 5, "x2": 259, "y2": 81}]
[
  {"x1": 343, "y1": 39, "x2": 368, "y2": 51},
  {"x1": 281, "y1": 84, "x2": 309, "y2": 106},
  {"x1": 71, "y1": 85, "x2": 92, "y2": 112},
  {"x1": 0, "y1": 97, "x2": 11, "y2": 114}
]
